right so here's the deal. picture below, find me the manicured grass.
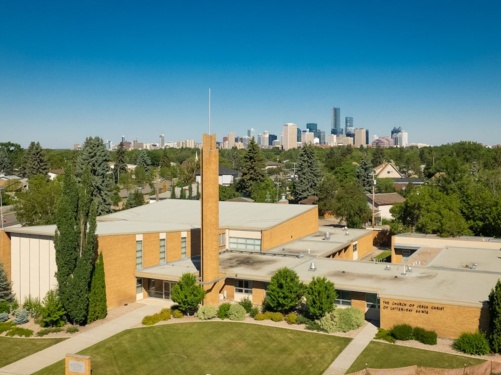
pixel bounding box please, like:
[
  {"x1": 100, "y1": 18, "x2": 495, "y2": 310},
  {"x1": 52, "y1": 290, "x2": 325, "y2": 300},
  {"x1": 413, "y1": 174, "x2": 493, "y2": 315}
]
[
  {"x1": 347, "y1": 341, "x2": 486, "y2": 373},
  {"x1": 0, "y1": 336, "x2": 65, "y2": 367},
  {"x1": 35, "y1": 322, "x2": 351, "y2": 375},
  {"x1": 374, "y1": 250, "x2": 391, "y2": 261}
]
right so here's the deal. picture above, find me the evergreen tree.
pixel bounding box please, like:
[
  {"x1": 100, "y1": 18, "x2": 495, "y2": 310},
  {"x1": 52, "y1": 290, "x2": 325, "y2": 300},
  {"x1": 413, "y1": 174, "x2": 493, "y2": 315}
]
[
  {"x1": 55, "y1": 168, "x2": 98, "y2": 325},
  {"x1": 0, "y1": 261, "x2": 15, "y2": 302},
  {"x1": 87, "y1": 252, "x2": 107, "y2": 323},
  {"x1": 265, "y1": 268, "x2": 305, "y2": 313},
  {"x1": 136, "y1": 150, "x2": 151, "y2": 171},
  {"x1": 188, "y1": 183, "x2": 193, "y2": 199},
  {"x1": 40, "y1": 289, "x2": 66, "y2": 328},
  {"x1": 20, "y1": 141, "x2": 49, "y2": 179},
  {"x1": 305, "y1": 277, "x2": 337, "y2": 320},
  {"x1": 125, "y1": 190, "x2": 145, "y2": 209},
  {"x1": 355, "y1": 158, "x2": 374, "y2": 193},
  {"x1": 371, "y1": 145, "x2": 385, "y2": 167},
  {"x1": 170, "y1": 184, "x2": 176, "y2": 199},
  {"x1": 114, "y1": 142, "x2": 128, "y2": 183},
  {"x1": 180, "y1": 186, "x2": 187, "y2": 199},
  {"x1": 171, "y1": 273, "x2": 205, "y2": 313},
  {"x1": 489, "y1": 279, "x2": 501, "y2": 353},
  {"x1": 196, "y1": 182, "x2": 200, "y2": 200},
  {"x1": 160, "y1": 148, "x2": 171, "y2": 168},
  {"x1": 293, "y1": 144, "x2": 322, "y2": 201},
  {"x1": 76, "y1": 136, "x2": 112, "y2": 215},
  {"x1": 237, "y1": 137, "x2": 266, "y2": 197},
  {"x1": 0, "y1": 147, "x2": 13, "y2": 175}
]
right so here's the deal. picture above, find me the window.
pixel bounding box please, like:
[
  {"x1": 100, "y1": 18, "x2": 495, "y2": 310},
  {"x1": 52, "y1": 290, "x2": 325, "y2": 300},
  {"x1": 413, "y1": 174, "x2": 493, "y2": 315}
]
[
  {"x1": 353, "y1": 242, "x2": 358, "y2": 253},
  {"x1": 235, "y1": 280, "x2": 252, "y2": 294},
  {"x1": 229, "y1": 237, "x2": 261, "y2": 252},
  {"x1": 136, "y1": 278, "x2": 143, "y2": 294},
  {"x1": 335, "y1": 290, "x2": 352, "y2": 306},
  {"x1": 181, "y1": 236, "x2": 187, "y2": 259},
  {"x1": 366, "y1": 293, "x2": 380, "y2": 309},
  {"x1": 219, "y1": 233, "x2": 226, "y2": 247},
  {"x1": 159, "y1": 238, "x2": 166, "y2": 263},
  {"x1": 136, "y1": 240, "x2": 143, "y2": 270}
]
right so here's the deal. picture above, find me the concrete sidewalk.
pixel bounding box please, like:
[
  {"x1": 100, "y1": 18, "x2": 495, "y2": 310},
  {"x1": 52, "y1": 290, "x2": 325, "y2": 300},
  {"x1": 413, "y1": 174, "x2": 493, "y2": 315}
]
[
  {"x1": 0, "y1": 303, "x2": 162, "y2": 375},
  {"x1": 323, "y1": 321, "x2": 378, "y2": 375}
]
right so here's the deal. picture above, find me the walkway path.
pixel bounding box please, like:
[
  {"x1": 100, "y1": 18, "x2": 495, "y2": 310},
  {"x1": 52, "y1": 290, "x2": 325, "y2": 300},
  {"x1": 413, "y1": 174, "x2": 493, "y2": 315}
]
[
  {"x1": 323, "y1": 321, "x2": 378, "y2": 375},
  {"x1": 0, "y1": 302, "x2": 163, "y2": 375}
]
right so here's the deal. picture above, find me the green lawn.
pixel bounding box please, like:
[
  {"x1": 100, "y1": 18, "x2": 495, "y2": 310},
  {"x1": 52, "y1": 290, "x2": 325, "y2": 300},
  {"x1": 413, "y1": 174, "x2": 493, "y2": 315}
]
[
  {"x1": 35, "y1": 322, "x2": 351, "y2": 375},
  {"x1": 0, "y1": 336, "x2": 65, "y2": 367},
  {"x1": 347, "y1": 341, "x2": 486, "y2": 373}
]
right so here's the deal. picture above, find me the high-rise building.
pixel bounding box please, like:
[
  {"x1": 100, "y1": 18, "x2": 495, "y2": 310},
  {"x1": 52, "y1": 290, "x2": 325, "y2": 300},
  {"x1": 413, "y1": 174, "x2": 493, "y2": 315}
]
[
  {"x1": 159, "y1": 134, "x2": 165, "y2": 149},
  {"x1": 247, "y1": 128, "x2": 255, "y2": 140},
  {"x1": 345, "y1": 117, "x2": 354, "y2": 139},
  {"x1": 301, "y1": 130, "x2": 315, "y2": 145},
  {"x1": 317, "y1": 130, "x2": 325, "y2": 145},
  {"x1": 354, "y1": 128, "x2": 367, "y2": 147},
  {"x1": 269, "y1": 134, "x2": 277, "y2": 146},
  {"x1": 306, "y1": 123, "x2": 318, "y2": 132},
  {"x1": 331, "y1": 107, "x2": 342, "y2": 135},
  {"x1": 261, "y1": 131, "x2": 270, "y2": 148},
  {"x1": 281, "y1": 123, "x2": 298, "y2": 151}
]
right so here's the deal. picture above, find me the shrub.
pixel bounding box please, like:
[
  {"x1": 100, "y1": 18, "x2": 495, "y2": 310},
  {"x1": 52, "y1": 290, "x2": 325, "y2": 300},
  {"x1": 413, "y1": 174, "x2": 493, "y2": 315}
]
[
  {"x1": 0, "y1": 301, "x2": 10, "y2": 314},
  {"x1": 249, "y1": 307, "x2": 259, "y2": 318},
  {"x1": 0, "y1": 312, "x2": 9, "y2": 322},
  {"x1": 391, "y1": 324, "x2": 414, "y2": 341},
  {"x1": 13, "y1": 309, "x2": 29, "y2": 325},
  {"x1": 40, "y1": 290, "x2": 66, "y2": 328},
  {"x1": 254, "y1": 313, "x2": 267, "y2": 321},
  {"x1": 375, "y1": 328, "x2": 396, "y2": 343},
  {"x1": 269, "y1": 312, "x2": 284, "y2": 322},
  {"x1": 265, "y1": 268, "x2": 305, "y2": 313},
  {"x1": 66, "y1": 326, "x2": 79, "y2": 334},
  {"x1": 158, "y1": 308, "x2": 171, "y2": 321},
  {"x1": 285, "y1": 312, "x2": 298, "y2": 325},
  {"x1": 296, "y1": 314, "x2": 312, "y2": 325},
  {"x1": 0, "y1": 321, "x2": 14, "y2": 334},
  {"x1": 172, "y1": 309, "x2": 183, "y2": 319},
  {"x1": 6, "y1": 327, "x2": 33, "y2": 337},
  {"x1": 305, "y1": 277, "x2": 337, "y2": 320},
  {"x1": 171, "y1": 273, "x2": 205, "y2": 314},
  {"x1": 196, "y1": 305, "x2": 217, "y2": 320},
  {"x1": 228, "y1": 304, "x2": 246, "y2": 321},
  {"x1": 318, "y1": 312, "x2": 338, "y2": 333},
  {"x1": 142, "y1": 315, "x2": 160, "y2": 326},
  {"x1": 306, "y1": 319, "x2": 326, "y2": 332},
  {"x1": 453, "y1": 332, "x2": 490, "y2": 355},
  {"x1": 37, "y1": 327, "x2": 63, "y2": 337},
  {"x1": 217, "y1": 303, "x2": 232, "y2": 320},
  {"x1": 238, "y1": 298, "x2": 253, "y2": 313},
  {"x1": 335, "y1": 308, "x2": 365, "y2": 333},
  {"x1": 23, "y1": 296, "x2": 43, "y2": 318},
  {"x1": 413, "y1": 327, "x2": 437, "y2": 345}
]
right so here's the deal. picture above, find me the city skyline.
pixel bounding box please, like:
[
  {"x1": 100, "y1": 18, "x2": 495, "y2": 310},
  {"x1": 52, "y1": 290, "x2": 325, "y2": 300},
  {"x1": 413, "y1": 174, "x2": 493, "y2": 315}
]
[{"x1": 1, "y1": 1, "x2": 500, "y2": 149}]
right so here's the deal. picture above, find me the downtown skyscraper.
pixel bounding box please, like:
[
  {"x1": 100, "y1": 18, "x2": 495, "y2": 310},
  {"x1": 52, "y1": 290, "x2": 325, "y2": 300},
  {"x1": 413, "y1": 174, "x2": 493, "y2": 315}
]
[{"x1": 331, "y1": 107, "x2": 342, "y2": 135}]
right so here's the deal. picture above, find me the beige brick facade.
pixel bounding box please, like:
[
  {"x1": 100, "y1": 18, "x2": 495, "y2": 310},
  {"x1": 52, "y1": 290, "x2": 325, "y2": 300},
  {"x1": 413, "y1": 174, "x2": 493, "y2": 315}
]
[
  {"x1": 380, "y1": 297, "x2": 488, "y2": 338},
  {"x1": 261, "y1": 207, "x2": 318, "y2": 251}
]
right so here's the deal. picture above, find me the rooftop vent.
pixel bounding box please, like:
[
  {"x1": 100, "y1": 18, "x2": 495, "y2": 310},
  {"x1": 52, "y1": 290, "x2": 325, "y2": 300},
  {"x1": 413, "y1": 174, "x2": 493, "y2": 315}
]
[
  {"x1": 384, "y1": 265, "x2": 391, "y2": 270},
  {"x1": 308, "y1": 262, "x2": 317, "y2": 271},
  {"x1": 323, "y1": 232, "x2": 330, "y2": 240}
]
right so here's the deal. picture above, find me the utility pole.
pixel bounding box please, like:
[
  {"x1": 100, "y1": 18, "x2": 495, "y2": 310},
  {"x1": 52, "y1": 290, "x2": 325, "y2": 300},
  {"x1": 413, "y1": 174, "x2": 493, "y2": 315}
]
[{"x1": 372, "y1": 172, "x2": 376, "y2": 228}]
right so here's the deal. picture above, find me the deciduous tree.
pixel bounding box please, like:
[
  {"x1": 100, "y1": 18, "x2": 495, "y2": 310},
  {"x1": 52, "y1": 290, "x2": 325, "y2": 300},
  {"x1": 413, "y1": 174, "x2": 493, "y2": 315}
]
[
  {"x1": 306, "y1": 277, "x2": 337, "y2": 320},
  {"x1": 331, "y1": 182, "x2": 371, "y2": 228},
  {"x1": 265, "y1": 268, "x2": 305, "y2": 314}
]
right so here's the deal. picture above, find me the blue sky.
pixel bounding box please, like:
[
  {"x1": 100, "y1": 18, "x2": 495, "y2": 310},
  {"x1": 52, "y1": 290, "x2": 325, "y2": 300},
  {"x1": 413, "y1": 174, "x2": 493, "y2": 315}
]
[{"x1": 1, "y1": 1, "x2": 500, "y2": 148}]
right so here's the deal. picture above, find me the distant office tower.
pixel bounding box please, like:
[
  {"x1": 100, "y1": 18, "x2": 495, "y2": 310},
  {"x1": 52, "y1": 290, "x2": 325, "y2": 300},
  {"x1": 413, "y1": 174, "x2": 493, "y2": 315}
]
[
  {"x1": 301, "y1": 130, "x2": 315, "y2": 145},
  {"x1": 391, "y1": 127, "x2": 408, "y2": 147},
  {"x1": 331, "y1": 107, "x2": 342, "y2": 135},
  {"x1": 269, "y1": 134, "x2": 277, "y2": 146},
  {"x1": 247, "y1": 128, "x2": 255, "y2": 140},
  {"x1": 297, "y1": 127, "x2": 302, "y2": 142},
  {"x1": 325, "y1": 134, "x2": 337, "y2": 147},
  {"x1": 121, "y1": 135, "x2": 125, "y2": 143},
  {"x1": 391, "y1": 127, "x2": 402, "y2": 138},
  {"x1": 261, "y1": 131, "x2": 270, "y2": 148},
  {"x1": 372, "y1": 136, "x2": 394, "y2": 148},
  {"x1": 306, "y1": 123, "x2": 318, "y2": 132},
  {"x1": 106, "y1": 140, "x2": 113, "y2": 151},
  {"x1": 227, "y1": 132, "x2": 235, "y2": 149},
  {"x1": 345, "y1": 117, "x2": 355, "y2": 139},
  {"x1": 159, "y1": 134, "x2": 165, "y2": 148},
  {"x1": 281, "y1": 123, "x2": 298, "y2": 150},
  {"x1": 354, "y1": 128, "x2": 367, "y2": 147}
]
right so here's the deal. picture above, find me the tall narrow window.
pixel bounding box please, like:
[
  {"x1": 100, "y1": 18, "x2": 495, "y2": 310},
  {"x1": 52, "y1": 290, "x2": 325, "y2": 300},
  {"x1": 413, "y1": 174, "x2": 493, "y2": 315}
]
[
  {"x1": 159, "y1": 238, "x2": 166, "y2": 264},
  {"x1": 136, "y1": 240, "x2": 143, "y2": 270},
  {"x1": 181, "y1": 236, "x2": 187, "y2": 259}
]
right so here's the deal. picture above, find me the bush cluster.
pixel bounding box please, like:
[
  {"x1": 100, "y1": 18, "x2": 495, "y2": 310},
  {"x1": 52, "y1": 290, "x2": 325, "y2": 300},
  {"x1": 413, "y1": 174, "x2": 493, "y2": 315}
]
[
  {"x1": 228, "y1": 304, "x2": 246, "y2": 321},
  {"x1": 391, "y1": 324, "x2": 414, "y2": 340},
  {"x1": 238, "y1": 298, "x2": 253, "y2": 314},
  {"x1": 285, "y1": 312, "x2": 298, "y2": 325},
  {"x1": 0, "y1": 312, "x2": 9, "y2": 322},
  {"x1": 375, "y1": 328, "x2": 396, "y2": 343},
  {"x1": 6, "y1": 327, "x2": 33, "y2": 337},
  {"x1": 172, "y1": 309, "x2": 183, "y2": 319},
  {"x1": 0, "y1": 321, "x2": 14, "y2": 334},
  {"x1": 13, "y1": 309, "x2": 29, "y2": 325},
  {"x1": 0, "y1": 302, "x2": 10, "y2": 314},
  {"x1": 254, "y1": 311, "x2": 283, "y2": 322},
  {"x1": 318, "y1": 313, "x2": 337, "y2": 333},
  {"x1": 37, "y1": 327, "x2": 63, "y2": 337},
  {"x1": 413, "y1": 327, "x2": 437, "y2": 345},
  {"x1": 217, "y1": 303, "x2": 232, "y2": 319},
  {"x1": 196, "y1": 305, "x2": 218, "y2": 320},
  {"x1": 249, "y1": 307, "x2": 259, "y2": 318},
  {"x1": 66, "y1": 326, "x2": 79, "y2": 334},
  {"x1": 380, "y1": 324, "x2": 437, "y2": 345},
  {"x1": 453, "y1": 332, "x2": 490, "y2": 355},
  {"x1": 23, "y1": 296, "x2": 43, "y2": 319},
  {"x1": 335, "y1": 308, "x2": 365, "y2": 333},
  {"x1": 142, "y1": 308, "x2": 172, "y2": 326}
]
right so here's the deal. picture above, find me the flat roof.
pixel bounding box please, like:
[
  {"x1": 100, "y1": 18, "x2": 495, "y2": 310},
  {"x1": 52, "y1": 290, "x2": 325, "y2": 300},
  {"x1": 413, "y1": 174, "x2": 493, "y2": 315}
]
[{"x1": 5, "y1": 199, "x2": 317, "y2": 237}]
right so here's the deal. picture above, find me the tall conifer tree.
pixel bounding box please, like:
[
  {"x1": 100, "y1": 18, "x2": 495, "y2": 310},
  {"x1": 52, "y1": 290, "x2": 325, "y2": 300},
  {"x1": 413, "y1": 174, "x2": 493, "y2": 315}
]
[
  {"x1": 87, "y1": 252, "x2": 107, "y2": 323},
  {"x1": 114, "y1": 142, "x2": 128, "y2": 183},
  {"x1": 237, "y1": 137, "x2": 266, "y2": 197},
  {"x1": 20, "y1": 142, "x2": 49, "y2": 179},
  {"x1": 489, "y1": 280, "x2": 501, "y2": 353},
  {"x1": 0, "y1": 261, "x2": 15, "y2": 303},
  {"x1": 293, "y1": 144, "x2": 322, "y2": 201}
]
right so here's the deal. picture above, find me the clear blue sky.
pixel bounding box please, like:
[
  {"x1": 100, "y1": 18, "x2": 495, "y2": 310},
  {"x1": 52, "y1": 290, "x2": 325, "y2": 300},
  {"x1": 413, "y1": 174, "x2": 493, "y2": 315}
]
[{"x1": 1, "y1": 1, "x2": 500, "y2": 148}]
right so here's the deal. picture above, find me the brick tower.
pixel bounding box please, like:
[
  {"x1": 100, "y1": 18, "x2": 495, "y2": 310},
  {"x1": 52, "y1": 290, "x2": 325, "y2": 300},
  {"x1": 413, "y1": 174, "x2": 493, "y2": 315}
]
[{"x1": 200, "y1": 133, "x2": 222, "y2": 305}]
